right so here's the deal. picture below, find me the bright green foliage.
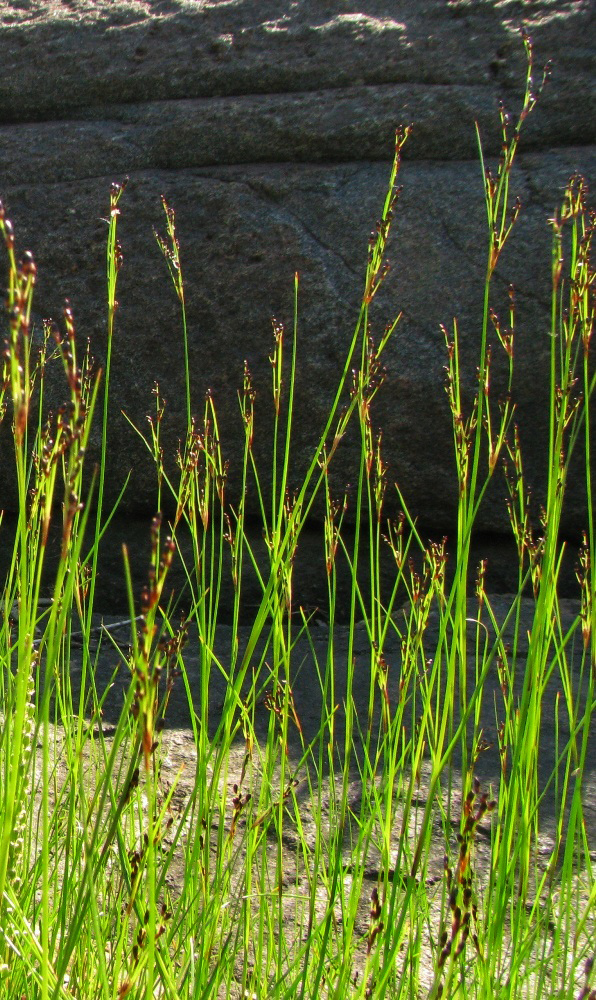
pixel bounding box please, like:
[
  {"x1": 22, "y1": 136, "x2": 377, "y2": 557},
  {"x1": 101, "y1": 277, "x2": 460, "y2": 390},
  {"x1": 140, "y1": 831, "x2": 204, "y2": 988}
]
[{"x1": 0, "y1": 36, "x2": 593, "y2": 1000}]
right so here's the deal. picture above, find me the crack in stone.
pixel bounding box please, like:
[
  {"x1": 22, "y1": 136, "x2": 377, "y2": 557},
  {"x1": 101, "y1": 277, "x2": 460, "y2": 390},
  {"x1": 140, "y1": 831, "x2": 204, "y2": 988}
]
[{"x1": 244, "y1": 178, "x2": 362, "y2": 279}]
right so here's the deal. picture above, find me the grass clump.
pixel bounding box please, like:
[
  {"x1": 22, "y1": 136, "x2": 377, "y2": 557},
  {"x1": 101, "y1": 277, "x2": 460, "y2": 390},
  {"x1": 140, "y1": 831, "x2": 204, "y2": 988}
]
[{"x1": 0, "y1": 34, "x2": 594, "y2": 1000}]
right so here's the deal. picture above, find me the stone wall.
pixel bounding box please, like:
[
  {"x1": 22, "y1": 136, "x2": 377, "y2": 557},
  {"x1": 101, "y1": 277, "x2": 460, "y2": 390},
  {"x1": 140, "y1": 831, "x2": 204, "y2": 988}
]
[{"x1": 0, "y1": 1, "x2": 594, "y2": 539}]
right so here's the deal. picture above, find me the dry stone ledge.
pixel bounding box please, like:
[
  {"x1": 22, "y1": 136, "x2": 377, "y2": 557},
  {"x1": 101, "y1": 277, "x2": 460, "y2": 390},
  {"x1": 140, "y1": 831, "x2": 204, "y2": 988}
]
[
  {"x1": 0, "y1": 1, "x2": 594, "y2": 155},
  {"x1": 0, "y1": 1, "x2": 594, "y2": 542}
]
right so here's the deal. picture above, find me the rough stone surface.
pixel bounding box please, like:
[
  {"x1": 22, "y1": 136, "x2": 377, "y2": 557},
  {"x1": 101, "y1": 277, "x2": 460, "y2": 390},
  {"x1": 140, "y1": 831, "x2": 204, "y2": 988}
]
[
  {"x1": 0, "y1": 1, "x2": 593, "y2": 154},
  {"x1": 0, "y1": 1, "x2": 594, "y2": 548}
]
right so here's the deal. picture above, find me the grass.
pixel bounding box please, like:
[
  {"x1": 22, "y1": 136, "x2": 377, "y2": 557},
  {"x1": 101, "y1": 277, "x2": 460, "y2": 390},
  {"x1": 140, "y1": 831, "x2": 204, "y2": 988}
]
[{"x1": 0, "y1": 33, "x2": 594, "y2": 999}]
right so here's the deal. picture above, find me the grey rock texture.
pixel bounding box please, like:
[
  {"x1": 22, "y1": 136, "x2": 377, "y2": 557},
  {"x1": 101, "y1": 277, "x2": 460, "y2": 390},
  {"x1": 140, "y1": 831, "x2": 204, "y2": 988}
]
[{"x1": 0, "y1": 1, "x2": 594, "y2": 543}]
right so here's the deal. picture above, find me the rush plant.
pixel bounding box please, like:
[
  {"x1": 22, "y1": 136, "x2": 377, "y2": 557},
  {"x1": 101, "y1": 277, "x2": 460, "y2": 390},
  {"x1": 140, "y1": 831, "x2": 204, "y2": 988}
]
[{"x1": 0, "y1": 35, "x2": 593, "y2": 1000}]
